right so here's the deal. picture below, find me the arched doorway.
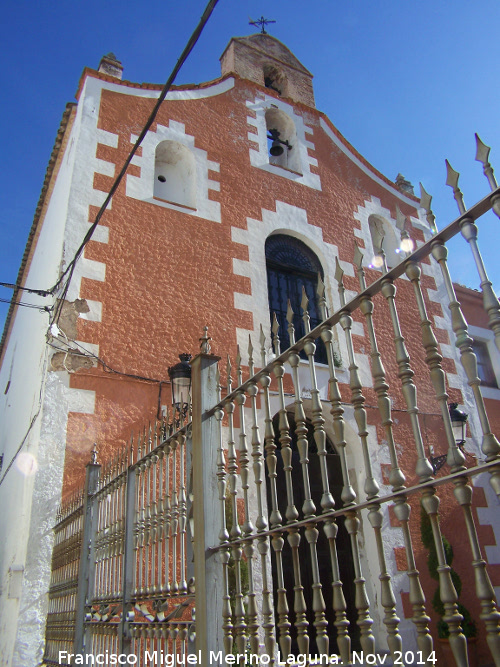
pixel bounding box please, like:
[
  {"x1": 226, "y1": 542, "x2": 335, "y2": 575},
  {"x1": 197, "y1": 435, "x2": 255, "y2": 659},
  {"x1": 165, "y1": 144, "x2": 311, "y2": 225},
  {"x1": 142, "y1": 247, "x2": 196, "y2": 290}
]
[{"x1": 267, "y1": 413, "x2": 360, "y2": 655}]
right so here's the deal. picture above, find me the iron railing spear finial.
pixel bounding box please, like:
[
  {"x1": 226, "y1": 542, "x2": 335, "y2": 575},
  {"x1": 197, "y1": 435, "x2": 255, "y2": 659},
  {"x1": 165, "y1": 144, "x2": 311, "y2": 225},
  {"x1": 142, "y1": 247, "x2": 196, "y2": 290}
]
[
  {"x1": 259, "y1": 323, "x2": 266, "y2": 368},
  {"x1": 271, "y1": 313, "x2": 280, "y2": 357},
  {"x1": 316, "y1": 273, "x2": 328, "y2": 321},
  {"x1": 395, "y1": 204, "x2": 406, "y2": 234},
  {"x1": 475, "y1": 133, "x2": 498, "y2": 190},
  {"x1": 300, "y1": 286, "x2": 310, "y2": 334},
  {"x1": 236, "y1": 345, "x2": 242, "y2": 386},
  {"x1": 445, "y1": 159, "x2": 466, "y2": 214},
  {"x1": 353, "y1": 243, "x2": 366, "y2": 291},
  {"x1": 419, "y1": 183, "x2": 438, "y2": 233},
  {"x1": 226, "y1": 355, "x2": 232, "y2": 395},
  {"x1": 475, "y1": 133, "x2": 500, "y2": 218},
  {"x1": 286, "y1": 300, "x2": 295, "y2": 346},
  {"x1": 248, "y1": 334, "x2": 254, "y2": 377},
  {"x1": 334, "y1": 257, "x2": 346, "y2": 308},
  {"x1": 395, "y1": 205, "x2": 414, "y2": 257}
]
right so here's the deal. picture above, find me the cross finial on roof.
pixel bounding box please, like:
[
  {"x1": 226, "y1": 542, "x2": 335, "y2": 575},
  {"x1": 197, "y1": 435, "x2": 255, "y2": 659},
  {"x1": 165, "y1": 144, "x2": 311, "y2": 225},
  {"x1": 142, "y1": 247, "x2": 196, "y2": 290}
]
[{"x1": 249, "y1": 16, "x2": 276, "y2": 34}]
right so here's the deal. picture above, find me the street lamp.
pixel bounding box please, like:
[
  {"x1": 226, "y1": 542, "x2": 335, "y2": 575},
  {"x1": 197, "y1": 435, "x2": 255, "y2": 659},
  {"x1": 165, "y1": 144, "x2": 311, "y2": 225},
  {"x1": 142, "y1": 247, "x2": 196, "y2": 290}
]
[
  {"x1": 168, "y1": 353, "x2": 192, "y2": 428},
  {"x1": 430, "y1": 403, "x2": 468, "y2": 473}
]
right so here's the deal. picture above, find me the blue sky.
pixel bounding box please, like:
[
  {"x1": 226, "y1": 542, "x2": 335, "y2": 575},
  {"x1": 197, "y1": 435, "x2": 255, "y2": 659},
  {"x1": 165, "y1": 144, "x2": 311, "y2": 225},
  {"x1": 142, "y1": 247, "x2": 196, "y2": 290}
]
[{"x1": 1, "y1": 0, "x2": 499, "y2": 331}]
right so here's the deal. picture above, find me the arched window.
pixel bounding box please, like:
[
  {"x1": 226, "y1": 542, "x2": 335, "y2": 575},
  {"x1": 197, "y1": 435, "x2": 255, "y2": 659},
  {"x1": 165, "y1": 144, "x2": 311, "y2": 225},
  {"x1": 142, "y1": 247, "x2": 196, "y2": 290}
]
[
  {"x1": 368, "y1": 214, "x2": 400, "y2": 269},
  {"x1": 265, "y1": 108, "x2": 301, "y2": 173},
  {"x1": 265, "y1": 234, "x2": 327, "y2": 363},
  {"x1": 154, "y1": 140, "x2": 196, "y2": 209}
]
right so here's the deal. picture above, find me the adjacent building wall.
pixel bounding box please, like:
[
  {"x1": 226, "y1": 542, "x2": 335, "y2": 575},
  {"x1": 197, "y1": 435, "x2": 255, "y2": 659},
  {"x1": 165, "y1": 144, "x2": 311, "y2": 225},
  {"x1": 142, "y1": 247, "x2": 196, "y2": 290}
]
[{"x1": 0, "y1": 106, "x2": 77, "y2": 665}]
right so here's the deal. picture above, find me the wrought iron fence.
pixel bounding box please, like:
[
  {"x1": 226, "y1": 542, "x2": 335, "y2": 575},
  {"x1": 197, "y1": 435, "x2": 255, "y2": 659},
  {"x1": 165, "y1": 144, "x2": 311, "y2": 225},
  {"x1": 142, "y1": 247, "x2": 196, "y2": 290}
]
[
  {"x1": 192, "y1": 148, "x2": 500, "y2": 667},
  {"x1": 43, "y1": 425, "x2": 195, "y2": 666},
  {"x1": 43, "y1": 491, "x2": 84, "y2": 665},
  {"x1": 44, "y1": 138, "x2": 500, "y2": 667}
]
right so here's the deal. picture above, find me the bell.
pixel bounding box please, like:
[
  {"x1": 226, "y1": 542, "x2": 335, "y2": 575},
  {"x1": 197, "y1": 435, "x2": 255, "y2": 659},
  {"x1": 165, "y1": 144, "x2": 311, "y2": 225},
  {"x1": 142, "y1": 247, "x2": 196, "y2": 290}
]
[{"x1": 270, "y1": 139, "x2": 284, "y2": 157}]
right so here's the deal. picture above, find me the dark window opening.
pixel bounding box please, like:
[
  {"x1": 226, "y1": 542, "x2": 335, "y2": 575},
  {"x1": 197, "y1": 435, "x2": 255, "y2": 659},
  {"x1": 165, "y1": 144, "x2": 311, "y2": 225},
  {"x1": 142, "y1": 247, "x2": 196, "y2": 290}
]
[
  {"x1": 264, "y1": 76, "x2": 281, "y2": 95},
  {"x1": 267, "y1": 413, "x2": 360, "y2": 656},
  {"x1": 263, "y1": 65, "x2": 284, "y2": 96},
  {"x1": 473, "y1": 340, "x2": 497, "y2": 388},
  {"x1": 265, "y1": 234, "x2": 327, "y2": 364}
]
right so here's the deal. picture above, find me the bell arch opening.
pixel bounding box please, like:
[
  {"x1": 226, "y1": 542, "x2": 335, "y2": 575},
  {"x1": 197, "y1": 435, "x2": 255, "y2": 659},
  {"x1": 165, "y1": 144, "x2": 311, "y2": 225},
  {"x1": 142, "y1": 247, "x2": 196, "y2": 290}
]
[
  {"x1": 154, "y1": 140, "x2": 196, "y2": 209},
  {"x1": 368, "y1": 214, "x2": 400, "y2": 269},
  {"x1": 263, "y1": 64, "x2": 288, "y2": 97},
  {"x1": 265, "y1": 108, "x2": 301, "y2": 173}
]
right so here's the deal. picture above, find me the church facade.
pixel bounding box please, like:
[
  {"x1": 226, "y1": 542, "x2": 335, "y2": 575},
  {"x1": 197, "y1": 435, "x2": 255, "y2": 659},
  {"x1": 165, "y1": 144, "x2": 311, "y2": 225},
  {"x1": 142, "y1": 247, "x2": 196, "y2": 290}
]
[{"x1": 1, "y1": 34, "x2": 499, "y2": 667}]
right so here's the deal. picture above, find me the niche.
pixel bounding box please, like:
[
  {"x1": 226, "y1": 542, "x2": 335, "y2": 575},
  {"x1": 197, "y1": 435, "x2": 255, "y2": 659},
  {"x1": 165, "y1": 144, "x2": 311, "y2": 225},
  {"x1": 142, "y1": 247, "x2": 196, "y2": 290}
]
[
  {"x1": 368, "y1": 214, "x2": 400, "y2": 269},
  {"x1": 154, "y1": 140, "x2": 196, "y2": 209}
]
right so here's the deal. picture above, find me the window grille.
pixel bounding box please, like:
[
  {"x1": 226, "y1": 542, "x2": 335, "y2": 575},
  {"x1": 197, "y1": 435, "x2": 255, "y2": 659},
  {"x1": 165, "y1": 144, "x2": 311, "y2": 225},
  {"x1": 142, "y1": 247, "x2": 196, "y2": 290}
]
[{"x1": 265, "y1": 234, "x2": 328, "y2": 364}]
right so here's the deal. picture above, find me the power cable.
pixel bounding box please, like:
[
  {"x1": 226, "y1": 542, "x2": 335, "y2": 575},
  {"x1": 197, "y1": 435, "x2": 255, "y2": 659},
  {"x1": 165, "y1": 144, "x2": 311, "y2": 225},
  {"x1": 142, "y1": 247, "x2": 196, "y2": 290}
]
[
  {"x1": 0, "y1": 352, "x2": 49, "y2": 487},
  {"x1": 1, "y1": 336, "x2": 170, "y2": 487},
  {"x1": 1, "y1": 0, "x2": 220, "y2": 315},
  {"x1": 0, "y1": 297, "x2": 52, "y2": 312},
  {"x1": 1, "y1": 0, "x2": 219, "y2": 482},
  {"x1": 51, "y1": 0, "x2": 220, "y2": 326},
  {"x1": 48, "y1": 337, "x2": 169, "y2": 421},
  {"x1": 48, "y1": 337, "x2": 166, "y2": 385},
  {"x1": 0, "y1": 282, "x2": 50, "y2": 296}
]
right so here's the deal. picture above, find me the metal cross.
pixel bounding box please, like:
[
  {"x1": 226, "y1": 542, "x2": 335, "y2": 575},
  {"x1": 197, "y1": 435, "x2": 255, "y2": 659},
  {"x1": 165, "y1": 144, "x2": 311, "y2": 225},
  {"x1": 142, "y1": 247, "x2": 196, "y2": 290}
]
[{"x1": 249, "y1": 16, "x2": 276, "y2": 34}]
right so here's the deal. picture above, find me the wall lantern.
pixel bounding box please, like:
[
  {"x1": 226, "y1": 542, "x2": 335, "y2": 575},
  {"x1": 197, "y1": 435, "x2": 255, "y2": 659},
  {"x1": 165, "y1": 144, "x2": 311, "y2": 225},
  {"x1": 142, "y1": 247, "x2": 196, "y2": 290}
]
[
  {"x1": 168, "y1": 353, "x2": 192, "y2": 425},
  {"x1": 430, "y1": 403, "x2": 468, "y2": 474},
  {"x1": 267, "y1": 128, "x2": 292, "y2": 156},
  {"x1": 449, "y1": 402, "x2": 468, "y2": 447}
]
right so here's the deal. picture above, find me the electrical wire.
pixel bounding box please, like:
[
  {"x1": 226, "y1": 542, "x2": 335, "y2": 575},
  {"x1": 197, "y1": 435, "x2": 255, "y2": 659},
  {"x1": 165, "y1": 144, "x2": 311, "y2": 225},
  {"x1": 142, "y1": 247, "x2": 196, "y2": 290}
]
[
  {"x1": 47, "y1": 337, "x2": 166, "y2": 385},
  {"x1": 51, "y1": 0, "x2": 220, "y2": 326},
  {"x1": 0, "y1": 352, "x2": 49, "y2": 487},
  {"x1": 1, "y1": 0, "x2": 220, "y2": 318},
  {"x1": 0, "y1": 336, "x2": 169, "y2": 486},
  {"x1": 52, "y1": 0, "x2": 221, "y2": 291},
  {"x1": 1, "y1": 1, "x2": 219, "y2": 482},
  {"x1": 48, "y1": 337, "x2": 169, "y2": 421},
  {"x1": 0, "y1": 297, "x2": 52, "y2": 312},
  {"x1": 0, "y1": 282, "x2": 49, "y2": 296}
]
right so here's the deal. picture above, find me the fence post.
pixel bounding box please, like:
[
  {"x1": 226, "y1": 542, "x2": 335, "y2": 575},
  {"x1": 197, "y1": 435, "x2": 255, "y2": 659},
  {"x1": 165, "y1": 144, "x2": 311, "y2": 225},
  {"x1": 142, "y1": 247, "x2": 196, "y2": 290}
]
[
  {"x1": 190, "y1": 333, "x2": 223, "y2": 666},
  {"x1": 73, "y1": 445, "x2": 101, "y2": 659},
  {"x1": 185, "y1": 431, "x2": 196, "y2": 655},
  {"x1": 120, "y1": 466, "x2": 137, "y2": 655}
]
